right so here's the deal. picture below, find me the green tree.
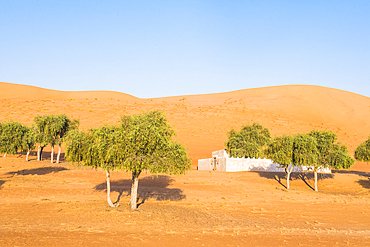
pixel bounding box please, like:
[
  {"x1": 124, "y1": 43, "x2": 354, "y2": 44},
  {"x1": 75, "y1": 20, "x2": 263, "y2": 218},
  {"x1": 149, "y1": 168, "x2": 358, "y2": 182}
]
[
  {"x1": 225, "y1": 123, "x2": 271, "y2": 158},
  {"x1": 0, "y1": 121, "x2": 25, "y2": 157},
  {"x1": 21, "y1": 125, "x2": 36, "y2": 162},
  {"x1": 66, "y1": 126, "x2": 120, "y2": 207},
  {"x1": 116, "y1": 111, "x2": 192, "y2": 210},
  {"x1": 33, "y1": 115, "x2": 50, "y2": 161},
  {"x1": 34, "y1": 114, "x2": 79, "y2": 163},
  {"x1": 66, "y1": 111, "x2": 191, "y2": 210},
  {"x1": 294, "y1": 131, "x2": 354, "y2": 192},
  {"x1": 265, "y1": 135, "x2": 295, "y2": 189},
  {"x1": 355, "y1": 135, "x2": 370, "y2": 163}
]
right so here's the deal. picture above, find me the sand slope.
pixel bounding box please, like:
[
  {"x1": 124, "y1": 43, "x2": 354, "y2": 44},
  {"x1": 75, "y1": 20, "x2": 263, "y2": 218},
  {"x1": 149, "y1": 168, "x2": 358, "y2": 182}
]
[{"x1": 1, "y1": 81, "x2": 370, "y2": 170}]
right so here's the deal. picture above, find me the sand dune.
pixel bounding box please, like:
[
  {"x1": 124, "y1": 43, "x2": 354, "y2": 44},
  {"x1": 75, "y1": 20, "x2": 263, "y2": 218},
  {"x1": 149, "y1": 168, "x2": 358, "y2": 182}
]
[{"x1": 1, "y1": 81, "x2": 370, "y2": 170}]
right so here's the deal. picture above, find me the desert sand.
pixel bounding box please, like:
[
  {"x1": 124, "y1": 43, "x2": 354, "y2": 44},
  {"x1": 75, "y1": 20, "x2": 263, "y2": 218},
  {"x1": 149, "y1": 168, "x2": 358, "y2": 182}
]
[{"x1": 1, "y1": 81, "x2": 370, "y2": 246}]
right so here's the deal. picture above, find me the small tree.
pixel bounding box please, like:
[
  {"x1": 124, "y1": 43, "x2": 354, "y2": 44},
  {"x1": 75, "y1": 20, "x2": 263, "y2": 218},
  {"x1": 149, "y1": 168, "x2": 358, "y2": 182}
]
[
  {"x1": 265, "y1": 135, "x2": 295, "y2": 189},
  {"x1": 226, "y1": 123, "x2": 271, "y2": 158},
  {"x1": 66, "y1": 126, "x2": 120, "y2": 207},
  {"x1": 0, "y1": 121, "x2": 25, "y2": 157},
  {"x1": 56, "y1": 116, "x2": 79, "y2": 164},
  {"x1": 294, "y1": 131, "x2": 354, "y2": 192},
  {"x1": 21, "y1": 125, "x2": 36, "y2": 162},
  {"x1": 355, "y1": 135, "x2": 370, "y2": 163},
  {"x1": 33, "y1": 115, "x2": 50, "y2": 161},
  {"x1": 116, "y1": 111, "x2": 191, "y2": 210}
]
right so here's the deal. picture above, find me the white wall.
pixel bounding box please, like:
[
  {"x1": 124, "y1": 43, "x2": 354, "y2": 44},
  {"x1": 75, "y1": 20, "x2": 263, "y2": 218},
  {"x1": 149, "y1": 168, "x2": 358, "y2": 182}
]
[{"x1": 198, "y1": 150, "x2": 332, "y2": 173}]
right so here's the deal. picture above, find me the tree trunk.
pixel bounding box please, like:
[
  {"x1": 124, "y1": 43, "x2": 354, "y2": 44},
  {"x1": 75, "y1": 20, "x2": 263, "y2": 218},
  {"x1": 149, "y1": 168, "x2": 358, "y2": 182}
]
[
  {"x1": 3, "y1": 153, "x2": 6, "y2": 158},
  {"x1": 56, "y1": 143, "x2": 62, "y2": 164},
  {"x1": 286, "y1": 171, "x2": 291, "y2": 190},
  {"x1": 314, "y1": 170, "x2": 318, "y2": 192},
  {"x1": 26, "y1": 149, "x2": 30, "y2": 162},
  {"x1": 37, "y1": 144, "x2": 41, "y2": 161},
  {"x1": 286, "y1": 163, "x2": 294, "y2": 190},
  {"x1": 106, "y1": 170, "x2": 117, "y2": 207},
  {"x1": 39, "y1": 146, "x2": 44, "y2": 161},
  {"x1": 51, "y1": 145, "x2": 54, "y2": 163},
  {"x1": 130, "y1": 171, "x2": 141, "y2": 210}
]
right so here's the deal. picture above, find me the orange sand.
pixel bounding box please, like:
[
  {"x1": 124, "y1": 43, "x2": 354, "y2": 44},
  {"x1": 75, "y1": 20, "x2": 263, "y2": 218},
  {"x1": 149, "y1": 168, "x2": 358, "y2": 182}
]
[{"x1": 1, "y1": 81, "x2": 370, "y2": 246}]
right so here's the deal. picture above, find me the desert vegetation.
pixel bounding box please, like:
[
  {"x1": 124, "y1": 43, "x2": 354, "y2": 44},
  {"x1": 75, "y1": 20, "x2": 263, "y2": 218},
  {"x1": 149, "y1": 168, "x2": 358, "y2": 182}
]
[
  {"x1": 226, "y1": 124, "x2": 354, "y2": 191},
  {"x1": 65, "y1": 110, "x2": 191, "y2": 210}
]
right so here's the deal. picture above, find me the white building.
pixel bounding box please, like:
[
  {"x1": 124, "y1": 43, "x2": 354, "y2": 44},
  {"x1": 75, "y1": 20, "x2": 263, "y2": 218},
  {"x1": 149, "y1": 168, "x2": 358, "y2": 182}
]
[{"x1": 198, "y1": 149, "x2": 331, "y2": 173}]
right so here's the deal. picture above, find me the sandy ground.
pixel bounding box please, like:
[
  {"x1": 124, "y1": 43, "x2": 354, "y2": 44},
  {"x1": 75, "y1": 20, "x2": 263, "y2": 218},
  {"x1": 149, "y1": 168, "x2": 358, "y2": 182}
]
[
  {"x1": 1, "y1": 156, "x2": 370, "y2": 246},
  {"x1": 1, "y1": 82, "x2": 370, "y2": 246}
]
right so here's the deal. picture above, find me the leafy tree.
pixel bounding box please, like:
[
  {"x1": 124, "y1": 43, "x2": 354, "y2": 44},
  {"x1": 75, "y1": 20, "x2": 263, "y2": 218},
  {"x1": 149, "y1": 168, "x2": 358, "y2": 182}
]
[
  {"x1": 115, "y1": 111, "x2": 192, "y2": 210},
  {"x1": 21, "y1": 125, "x2": 36, "y2": 162},
  {"x1": 33, "y1": 115, "x2": 50, "y2": 161},
  {"x1": 355, "y1": 135, "x2": 370, "y2": 162},
  {"x1": 34, "y1": 114, "x2": 79, "y2": 163},
  {"x1": 56, "y1": 116, "x2": 79, "y2": 164},
  {"x1": 225, "y1": 123, "x2": 271, "y2": 158},
  {"x1": 265, "y1": 135, "x2": 294, "y2": 189},
  {"x1": 0, "y1": 121, "x2": 25, "y2": 157},
  {"x1": 66, "y1": 126, "x2": 120, "y2": 207},
  {"x1": 294, "y1": 131, "x2": 354, "y2": 192},
  {"x1": 66, "y1": 111, "x2": 191, "y2": 210}
]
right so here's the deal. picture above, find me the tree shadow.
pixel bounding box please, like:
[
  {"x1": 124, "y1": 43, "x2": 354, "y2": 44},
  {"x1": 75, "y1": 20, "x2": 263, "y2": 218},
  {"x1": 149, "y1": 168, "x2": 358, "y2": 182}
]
[
  {"x1": 0, "y1": 180, "x2": 5, "y2": 190},
  {"x1": 94, "y1": 175, "x2": 186, "y2": 207},
  {"x1": 357, "y1": 178, "x2": 370, "y2": 189},
  {"x1": 6, "y1": 166, "x2": 68, "y2": 176},
  {"x1": 332, "y1": 170, "x2": 370, "y2": 177},
  {"x1": 256, "y1": 172, "x2": 334, "y2": 191}
]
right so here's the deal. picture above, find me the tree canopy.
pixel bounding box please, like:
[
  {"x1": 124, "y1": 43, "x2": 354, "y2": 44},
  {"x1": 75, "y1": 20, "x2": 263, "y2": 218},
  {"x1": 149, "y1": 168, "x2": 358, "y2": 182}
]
[
  {"x1": 66, "y1": 110, "x2": 191, "y2": 210},
  {"x1": 295, "y1": 130, "x2": 354, "y2": 191},
  {"x1": 355, "y1": 135, "x2": 370, "y2": 163},
  {"x1": 0, "y1": 121, "x2": 26, "y2": 157},
  {"x1": 265, "y1": 135, "x2": 295, "y2": 189},
  {"x1": 225, "y1": 123, "x2": 271, "y2": 158}
]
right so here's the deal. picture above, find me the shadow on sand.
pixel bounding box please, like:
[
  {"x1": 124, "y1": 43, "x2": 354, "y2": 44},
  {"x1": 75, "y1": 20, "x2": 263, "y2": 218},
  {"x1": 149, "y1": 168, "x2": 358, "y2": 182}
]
[
  {"x1": 94, "y1": 175, "x2": 186, "y2": 207},
  {"x1": 256, "y1": 172, "x2": 334, "y2": 191},
  {"x1": 357, "y1": 178, "x2": 370, "y2": 189},
  {"x1": 332, "y1": 170, "x2": 370, "y2": 177},
  {"x1": 6, "y1": 166, "x2": 68, "y2": 176},
  {"x1": 0, "y1": 180, "x2": 5, "y2": 190}
]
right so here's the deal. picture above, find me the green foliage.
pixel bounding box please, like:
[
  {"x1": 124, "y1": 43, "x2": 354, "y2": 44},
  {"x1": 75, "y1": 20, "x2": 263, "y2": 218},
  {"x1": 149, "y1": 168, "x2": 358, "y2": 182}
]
[
  {"x1": 34, "y1": 114, "x2": 79, "y2": 147},
  {"x1": 21, "y1": 125, "x2": 36, "y2": 153},
  {"x1": 66, "y1": 110, "x2": 191, "y2": 175},
  {"x1": 307, "y1": 130, "x2": 354, "y2": 170},
  {"x1": 355, "y1": 136, "x2": 370, "y2": 162},
  {"x1": 292, "y1": 133, "x2": 319, "y2": 167},
  {"x1": 117, "y1": 111, "x2": 191, "y2": 175},
  {"x1": 0, "y1": 121, "x2": 27, "y2": 155},
  {"x1": 265, "y1": 135, "x2": 294, "y2": 167},
  {"x1": 226, "y1": 123, "x2": 271, "y2": 158}
]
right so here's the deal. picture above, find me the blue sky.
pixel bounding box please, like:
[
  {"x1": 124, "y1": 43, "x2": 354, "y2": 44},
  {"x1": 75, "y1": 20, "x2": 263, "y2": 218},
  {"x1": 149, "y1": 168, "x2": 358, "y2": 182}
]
[{"x1": 1, "y1": 1, "x2": 369, "y2": 98}]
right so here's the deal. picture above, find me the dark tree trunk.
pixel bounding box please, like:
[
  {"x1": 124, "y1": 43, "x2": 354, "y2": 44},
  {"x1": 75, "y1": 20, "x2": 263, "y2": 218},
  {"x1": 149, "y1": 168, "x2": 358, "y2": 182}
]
[
  {"x1": 130, "y1": 170, "x2": 141, "y2": 210},
  {"x1": 37, "y1": 144, "x2": 42, "y2": 161},
  {"x1": 39, "y1": 146, "x2": 44, "y2": 161}
]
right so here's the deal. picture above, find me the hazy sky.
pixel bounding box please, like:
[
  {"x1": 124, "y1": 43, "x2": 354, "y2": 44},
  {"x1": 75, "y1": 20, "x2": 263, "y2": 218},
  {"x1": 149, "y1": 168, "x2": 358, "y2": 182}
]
[{"x1": 1, "y1": 1, "x2": 369, "y2": 98}]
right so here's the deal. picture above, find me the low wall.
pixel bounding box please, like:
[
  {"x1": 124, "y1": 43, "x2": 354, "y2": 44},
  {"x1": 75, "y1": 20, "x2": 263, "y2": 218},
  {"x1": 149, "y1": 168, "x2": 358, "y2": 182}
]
[
  {"x1": 198, "y1": 158, "x2": 213, "y2": 171},
  {"x1": 198, "y1": 157, "x2": 331, "y2": 173}
]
